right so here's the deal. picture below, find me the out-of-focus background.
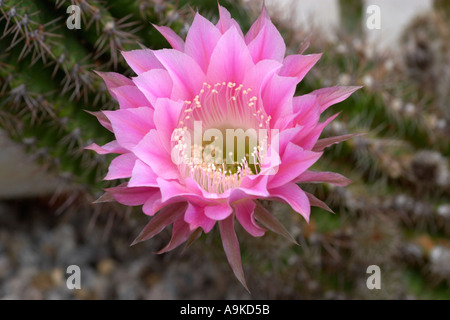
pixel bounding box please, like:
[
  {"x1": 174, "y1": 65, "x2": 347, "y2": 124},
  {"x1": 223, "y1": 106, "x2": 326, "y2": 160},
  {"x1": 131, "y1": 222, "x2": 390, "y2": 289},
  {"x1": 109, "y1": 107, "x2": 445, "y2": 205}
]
[{"x1": 0, "y1": 0, "x2": 449, "y2": 299}]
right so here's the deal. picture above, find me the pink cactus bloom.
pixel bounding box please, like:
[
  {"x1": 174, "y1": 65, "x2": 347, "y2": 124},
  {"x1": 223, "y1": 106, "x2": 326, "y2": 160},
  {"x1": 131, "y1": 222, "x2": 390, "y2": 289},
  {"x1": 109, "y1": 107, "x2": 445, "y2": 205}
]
[{"x1": 87, "y1": 5, "x2": 359, "y2": 290}]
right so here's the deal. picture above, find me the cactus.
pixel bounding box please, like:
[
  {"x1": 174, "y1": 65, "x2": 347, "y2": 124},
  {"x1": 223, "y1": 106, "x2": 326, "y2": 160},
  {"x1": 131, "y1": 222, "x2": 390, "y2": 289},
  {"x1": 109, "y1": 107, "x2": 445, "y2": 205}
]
[{"x1": 1, "y1": 0, "x2": 449, "y2": 299}]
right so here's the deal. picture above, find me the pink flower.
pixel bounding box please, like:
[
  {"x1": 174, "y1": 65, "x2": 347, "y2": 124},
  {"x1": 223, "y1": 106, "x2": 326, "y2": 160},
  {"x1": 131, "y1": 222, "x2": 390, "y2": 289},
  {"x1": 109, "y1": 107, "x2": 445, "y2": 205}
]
[{"x1": 87, "y1": 4, "x2": 359, "y2": 290}]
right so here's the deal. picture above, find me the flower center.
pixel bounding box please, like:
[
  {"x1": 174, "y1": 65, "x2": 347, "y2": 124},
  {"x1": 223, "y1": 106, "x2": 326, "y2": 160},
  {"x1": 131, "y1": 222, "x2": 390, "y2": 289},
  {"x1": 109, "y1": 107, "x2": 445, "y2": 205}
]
[{"x1": 172, "y1": 82, "x2": 271, "y2": 193}]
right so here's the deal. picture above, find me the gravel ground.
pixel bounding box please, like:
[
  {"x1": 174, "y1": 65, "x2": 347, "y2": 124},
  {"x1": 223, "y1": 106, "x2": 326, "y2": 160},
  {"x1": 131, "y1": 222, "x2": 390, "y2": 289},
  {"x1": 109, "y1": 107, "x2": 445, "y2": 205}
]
[{"x1": 0, "y1": 199, "x2": 250, "y2": 300}]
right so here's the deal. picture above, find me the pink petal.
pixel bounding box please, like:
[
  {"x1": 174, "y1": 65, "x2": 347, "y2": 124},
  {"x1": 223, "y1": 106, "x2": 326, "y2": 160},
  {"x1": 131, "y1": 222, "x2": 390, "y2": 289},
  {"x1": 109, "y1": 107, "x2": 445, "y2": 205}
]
[
  {"x1": 216, "y1": 5, "x2": 244, "y2": 36},
  {"x1": 160, "y1": 178, "x2": 211, "y2": 204},
  {"x1": 183, "y1": 178, "x2": 224, "y2": 201},
  {"x1": 132, "y1": 69, "x2": 173, "y2": 107},
  {"x1": 245, "y1": 5, "x2": 270, "y2": 44},
  {"x1": 205, "y1": 202, "x2": 233, "y2": 221},
  {"x1": 153, "y1": 25, "x2": 185, "y2": 51},
  {"x1": 262, "y1": 74, "x2": 297, "y2": 121},
  {"x1": 133, "y1": 130, "x2": 180, "y2": 180},
  {"x1": 247, "y1": 17, "x2": 286, "y2": 63},
  {"x1": 110, "y1": 85, "x2": 151, "y2": 109},
  {"x1": 104, "y1": 153, "x2": 136, "y2": 180},
  {"x1": 105, "y1": 185, "x2": 158, "y2": 206},
  {"x1": 185, "y1": 203, "x2": 215, "y2": 233},
  {"x1": 219, "y1": 215, "x2": 249, "y2": 292},
  {"x1": 242, "y1": 59, "x2": 282, "y2": 93},
  {"x1": 185, "y1": 13, "x2": 222, "y2": 72},
  {"x1": 292, "y1": 94, "x2": 320, "y2": 129},
  {"x1": 131, "y1": 202, "x2": 187, "y2": 245},
  {"x1": 234, "y1": 200, "x2": 265, "y2": 237},
  {"x1": 295, "y1": 113, "x2": 341, "y2": 150},
  {"x1": 279, "y1": 54, "x2": 322, "y2": 82},
  {"x1": 254, "y1": 202, "x2": 298, "y2": 244},
  {"x1": 305, "y1": 192, "x2": 334, "y2": 213},
  {"x1": 184, "y1": 177, "x2": 239, "y2": 200},
  {"x1": 297, "y1": 34, "x2": 311, "y2": 54},
  {"x1": 179, "y1": 174, "x2": 269, "y2": 203},
  {"x1": 257, "y1": 145, "x2": 282, "y2": 176},
  {"x1": 312, "y1": 133, "x2": 365, "y2": 152},
  {"x1": 128, "y1": 159, "x2": 158, "y2": 188},
  {"x1": 153, "y1": 49, "x2": 206, "y2": 100},
  {"x1": 272, "y1": 114, "x2": 295, "y2": 131},
  {"x1": 85, "y1": 111, "x2": 113, "y2": 132},
  {"x1": 207, "y1": 26, "x2": 254, "y2": 85},
  {"x1": 269, "y1": 183, "x2": 311, "y2": 222},
  {"x1": 121, "y1": 49, "x2": 164, "y2": 75},
  {"x1": 142, "y1": 191, "x2": 163, "y2": 216},
  {"x1": 275, "y1": 126, "x2": 303, "y2": 156},
  {"x1": 153, "y1": 98, "x2": 183, "y2": 152},
  {"x1": 269, "y1": 142, "x2": 322, "y2": 188},
  {"x1": 147, "y1": 194, "x2": 190, "y2": 218},
  {"x1": 183, "y1": 228, "x2": 203, "y2": 252},
  {"x1": 237, "y1": 174, "x2": 270, "y2": 198},
  {"x1": 103, "y1": 107, "x2": 155, "y2": 150},
  {"x1": 156, "y1": 217, "x2": 192, "y2": 254},
  {"x1": 85, "y1": 140, "x2": 127, "y2": 155},
  {"x1": 310, "y1": 86, "x2": 361, "y2": 112},
  {"x1": 95, "y1": 71, "x2": 133, "y2": 100},
  {"x1": 295, "y1": 170, "x2": 352, "y2": 187},
  {"x1": 274, "y1": 123, "x2": 327, "y2": 158},
  {"x1": 93, "y1": 192, "x2": 115, "y2": 204}
]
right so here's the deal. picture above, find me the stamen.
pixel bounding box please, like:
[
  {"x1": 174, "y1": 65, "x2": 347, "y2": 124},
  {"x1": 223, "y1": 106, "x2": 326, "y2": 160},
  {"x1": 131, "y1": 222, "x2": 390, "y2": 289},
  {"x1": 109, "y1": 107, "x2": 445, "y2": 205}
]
[{"x1": 172, "y1": 82, "x2": 272, "y2": 193}]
